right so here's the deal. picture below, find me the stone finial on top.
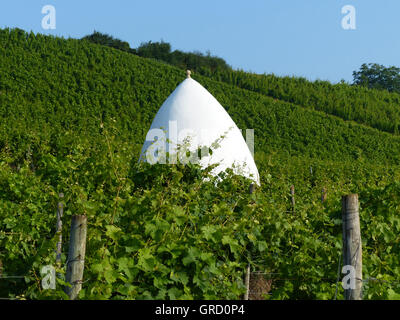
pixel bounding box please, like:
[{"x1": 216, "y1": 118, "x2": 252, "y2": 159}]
[{"x1": 186, "y1": 70, "x2": 191, "y2": 78}]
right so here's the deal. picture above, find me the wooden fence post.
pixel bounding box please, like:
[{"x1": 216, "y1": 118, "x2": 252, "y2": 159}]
[
  {"x1": 243, "y1": 183, "x2": 255, "y2": 300},
  {"x1": 56, "y1": 193, "x2": 64, "y2": 267},
  {"x1": 342, "y1": 194, "x2": 362, "y2": 300},
  {"x1": 290, "y1": 185, "x2": 295, "y2": 212},
  {"x1": 65, "y1": 215, "x2": 87, "y2": 300},
  {"x1": 244, "y1": 264, "x2": 250, "y2": 300}
]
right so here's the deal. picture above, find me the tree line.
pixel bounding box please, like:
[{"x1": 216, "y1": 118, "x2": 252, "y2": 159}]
[
  {"x1": 82, "y1": 31, "x2": 231, "y2": 73},
  {"x1": 82, "y1": 31, "x2": 400, "y2": 94},
  {"x1": 81, "y1": 31, "x2": 400, "y2": 136}
]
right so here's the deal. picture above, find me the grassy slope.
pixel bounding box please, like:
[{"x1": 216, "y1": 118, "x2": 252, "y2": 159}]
[
  {"x1": 196, "y1": 68, "x2": 400, "y2": 135},
  {"x1": 1, "y1": 28, "x2": 400, "y2": 168}
]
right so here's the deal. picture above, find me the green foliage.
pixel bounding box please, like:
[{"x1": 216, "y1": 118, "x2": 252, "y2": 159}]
[
  {"x1": 82, "y1": 31, "x2": 133, "y2": 53},
  {"x1": 1, "y1": 148, "x2": 400, "y2": 300},
  {"x1": 82, "y1": 31, "x2": 231, "y2": 74},
  {"x1": 0, "y1": 152, "x2": 262, "y2": 299},
  {"x1": 353, "y1": 63, "x2": 400, "y2": 94},
  {"x1": 199, "y1": 68, "x2": 400, "y2": 135},
  {"x1": 82, "y1": 31, "x2": 400, "y2": 136},
  {"x1": 136, "y1": 41, "x2": 172, "y2": 62},
  {"x1": 135, "y1": 40, "x2": 231, "y2": 73},
  {"x1": 3, "y1": 28, "x2": 400, "y2": 167}
]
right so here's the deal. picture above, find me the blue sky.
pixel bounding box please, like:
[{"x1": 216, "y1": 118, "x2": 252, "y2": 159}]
[{"x1": 1, "y1": 0, "x2": 399, "y2": 83}]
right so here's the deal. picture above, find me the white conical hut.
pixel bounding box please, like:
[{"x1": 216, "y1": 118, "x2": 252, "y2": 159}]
[{"x1": 139, "y1": 70, "x2": 260, "y2": 185}]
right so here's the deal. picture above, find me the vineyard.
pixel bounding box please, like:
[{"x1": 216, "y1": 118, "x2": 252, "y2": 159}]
[
  {"x1": 0, "y1": 28, "x2": 400, "y2": 299},
  {"x1": 85, "y1": 34, "x2": 400, "y2": 136},
  {"x1": 200, "y1": 68, "x2": 400, "y2": 135}
]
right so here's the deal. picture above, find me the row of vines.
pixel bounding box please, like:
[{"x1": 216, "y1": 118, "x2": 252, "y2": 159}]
[
  {"x1": 81, "y1": 30, "x2": 400, "y2": 135},
  {"x1": 1, "y1": 134, "x2": 400, "y2": 299}
]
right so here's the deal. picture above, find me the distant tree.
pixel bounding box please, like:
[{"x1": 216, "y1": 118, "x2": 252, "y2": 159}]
[
  {"x1": 352, "y1": 63, "x2": 400, "y2": 93},
  {"x1": 136, "y1": 41, "x2": 172, "y2": 62},
  {"x1": 136, "y1": 41, "x2": 230, "y2": 73},
  {"x1": 82, "y1": 31, "x2": 131, "y2": 52},
  {"x1": 81, "y1": 33, "x2": 230, "y2": 73}
]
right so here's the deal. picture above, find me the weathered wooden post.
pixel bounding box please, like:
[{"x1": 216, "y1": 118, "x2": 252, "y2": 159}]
[
  {"x1": 56, "y1": 193, "x2": 64, "y2": 266},
  {"x1": 290, "y1": 185, "x2": 295, "y2": 212},
  {"x1": 244, "y1": 264, "x2": 251, "y2": 300},
  {"x1": 342, "y1": 194, "x2": 362, "y2": 300},
  {"x1": 244, "y1": 183, "x2": 255, "y2": 300},
  {"x1": 65, "y1": 215, "x2": 87, "y2": 300}
]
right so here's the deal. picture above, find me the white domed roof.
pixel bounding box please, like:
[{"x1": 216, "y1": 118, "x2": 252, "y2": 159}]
[{"x1": 139, "y1": 74, "x2": 260, "y2": 185}]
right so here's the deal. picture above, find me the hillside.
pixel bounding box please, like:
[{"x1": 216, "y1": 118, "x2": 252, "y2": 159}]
[
  {"x1": 83, "y1": 34, "x2": 400, "y2": 136},
  {"x1": 0, "y1": 28, "x2": 400, "y2": 300},
  {"x1": 2, "y1": 29, "x2": 400, "y2": 166},
  {"x1": 202, "y1": 69, "x2": 400, "y2": 135}
]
